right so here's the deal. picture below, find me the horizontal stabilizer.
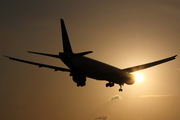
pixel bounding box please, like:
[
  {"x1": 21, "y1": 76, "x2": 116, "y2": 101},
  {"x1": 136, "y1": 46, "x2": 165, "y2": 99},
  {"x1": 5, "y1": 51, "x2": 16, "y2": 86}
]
[
  {"x1": 58, "y1": 51, "x2": 93, "y2": 57},
  {"x1": 75, "y1": 51, "x2": 93, "y2": 56},
  {"x1": 27, "y1": 50, "x2": 93, "y2": 59}
]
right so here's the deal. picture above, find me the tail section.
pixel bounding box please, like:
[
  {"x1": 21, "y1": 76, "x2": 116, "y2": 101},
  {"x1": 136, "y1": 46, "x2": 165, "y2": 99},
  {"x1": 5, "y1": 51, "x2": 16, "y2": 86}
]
[
  {"x1": 60, "y1": 19, "x2": 73, "y2": 53},
  {"x1": 26, "y1": 19, "x2": 93, "y2": 60}
]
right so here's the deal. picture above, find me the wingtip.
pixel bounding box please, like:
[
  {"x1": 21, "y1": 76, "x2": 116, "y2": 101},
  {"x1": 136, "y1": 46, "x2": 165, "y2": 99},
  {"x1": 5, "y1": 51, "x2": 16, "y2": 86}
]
[
  {"x1": 27, "y1": 51, "x2": 35, "y2": 54},
  {"x1": 60, "y1": 18, "x2": 64, "y2": 22},
  {"x1": 3, "y1": 55, "x2": 9, "y2": 58}
]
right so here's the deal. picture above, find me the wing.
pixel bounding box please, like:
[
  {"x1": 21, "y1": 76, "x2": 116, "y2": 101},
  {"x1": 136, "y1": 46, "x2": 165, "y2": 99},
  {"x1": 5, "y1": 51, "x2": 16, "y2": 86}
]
[
  {"x1": 3, "y1": 55, "x2": 71, "y2": 72},
  {"x1": 122, "y1": 55, "x2": 177, "y2": 73}
]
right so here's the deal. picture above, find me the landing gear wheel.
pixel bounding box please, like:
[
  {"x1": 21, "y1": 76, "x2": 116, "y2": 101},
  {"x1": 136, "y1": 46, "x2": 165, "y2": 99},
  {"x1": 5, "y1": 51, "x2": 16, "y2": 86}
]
[
  {"x1": 119, "y1": 89, "x2": 123, "y2": 92},
  {"x1": 106, "y1": 82, "x2": 114, "y2": 87},
  {"x1": 110, "y1": 83, "x2": 114, "y2": 87},
  {"x1": 106, "y1": 83, "x2": 109, "y2": 87}
]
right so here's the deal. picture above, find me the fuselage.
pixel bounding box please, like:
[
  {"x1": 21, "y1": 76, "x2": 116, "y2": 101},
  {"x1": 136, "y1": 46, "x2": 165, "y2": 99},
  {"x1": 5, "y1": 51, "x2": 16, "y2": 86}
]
[{"x1": 62, "y1": 56, "x2": 135, "y2": 85}]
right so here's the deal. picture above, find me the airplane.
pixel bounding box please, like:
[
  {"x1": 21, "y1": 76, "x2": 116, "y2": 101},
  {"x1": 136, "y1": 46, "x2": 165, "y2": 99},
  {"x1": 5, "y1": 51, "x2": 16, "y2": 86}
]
[{"x1": 3, "y1": 19, "x2": 177, "y2": 92}]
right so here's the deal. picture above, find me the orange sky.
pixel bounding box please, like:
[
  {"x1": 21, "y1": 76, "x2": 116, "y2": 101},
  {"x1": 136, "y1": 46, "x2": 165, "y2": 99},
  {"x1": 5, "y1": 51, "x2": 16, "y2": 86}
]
[{"x1": 1, "y1": 0, "x2": 180, "y2": 120}]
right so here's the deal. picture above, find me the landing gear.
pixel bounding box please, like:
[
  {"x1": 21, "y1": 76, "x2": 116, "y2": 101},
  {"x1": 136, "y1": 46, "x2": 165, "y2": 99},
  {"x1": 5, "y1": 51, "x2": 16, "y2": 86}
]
[
  {"x1": 119, "y1": 85, "x2": 123, "y2": 92},
  {"x1": 105, "y1": 82, "x2": 124, "y2": 92},
  {"x1": 119, "y1": 88, "x2": 123, "y2": 92},
  {"x1": 106, "y1": 82, "x2": 114, "y2": 87}
]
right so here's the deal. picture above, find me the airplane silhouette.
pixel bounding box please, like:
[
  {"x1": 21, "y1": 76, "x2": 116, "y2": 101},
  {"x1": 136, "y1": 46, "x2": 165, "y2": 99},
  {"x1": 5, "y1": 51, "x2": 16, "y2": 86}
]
[{"x1": 4, "y1": 19, "x2": 177, "y2": 91}]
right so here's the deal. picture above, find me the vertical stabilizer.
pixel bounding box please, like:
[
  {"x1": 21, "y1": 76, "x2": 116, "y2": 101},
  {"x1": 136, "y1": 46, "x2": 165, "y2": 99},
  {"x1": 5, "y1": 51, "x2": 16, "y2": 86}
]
[{"x1": 60, "y1": 19, "x2": 73, "y2": 53}]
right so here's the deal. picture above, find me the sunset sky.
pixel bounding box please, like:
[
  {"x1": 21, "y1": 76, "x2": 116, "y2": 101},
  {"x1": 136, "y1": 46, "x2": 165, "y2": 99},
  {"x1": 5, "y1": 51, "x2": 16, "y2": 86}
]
[{"x1": 1, "y1": 0, "x2": 180, "y2": 120}]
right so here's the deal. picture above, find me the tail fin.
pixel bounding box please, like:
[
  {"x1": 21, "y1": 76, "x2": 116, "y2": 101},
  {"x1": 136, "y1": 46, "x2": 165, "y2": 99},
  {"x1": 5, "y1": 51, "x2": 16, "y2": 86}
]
[{"x1": 60, "y1": 19, "x2": 73, "y2": 53}]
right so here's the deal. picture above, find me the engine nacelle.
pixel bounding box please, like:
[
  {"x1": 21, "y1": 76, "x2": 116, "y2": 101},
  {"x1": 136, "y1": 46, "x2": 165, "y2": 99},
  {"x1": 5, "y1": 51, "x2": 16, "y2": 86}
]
[
  {"x1": 71, "y1": 72, "x2": 86, "y2": 87},
  {"x1": 125, "y1": 74, "x2": 135, "y2": 85}
]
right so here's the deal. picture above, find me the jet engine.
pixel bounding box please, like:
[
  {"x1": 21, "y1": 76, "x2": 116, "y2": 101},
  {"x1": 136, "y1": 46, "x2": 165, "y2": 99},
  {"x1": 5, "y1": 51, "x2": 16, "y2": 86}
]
[
  {"x1": 124, "y1": 74, "x2": 135, "y2": 85},
  {"x1": 70, "y1": 72, "x2": 86, "y2": 87}
]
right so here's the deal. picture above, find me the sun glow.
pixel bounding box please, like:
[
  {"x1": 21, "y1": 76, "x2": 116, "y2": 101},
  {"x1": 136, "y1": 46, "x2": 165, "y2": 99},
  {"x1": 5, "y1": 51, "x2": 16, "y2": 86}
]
[{"x1": 134, "y1": 73, "x2": 143, "y2": 82}]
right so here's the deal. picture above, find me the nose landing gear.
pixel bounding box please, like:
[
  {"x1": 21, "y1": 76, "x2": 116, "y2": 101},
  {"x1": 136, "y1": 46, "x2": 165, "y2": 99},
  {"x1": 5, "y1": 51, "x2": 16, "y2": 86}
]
[{"x1": 119, "y1": 84, "x2": 123, "y2": 92}]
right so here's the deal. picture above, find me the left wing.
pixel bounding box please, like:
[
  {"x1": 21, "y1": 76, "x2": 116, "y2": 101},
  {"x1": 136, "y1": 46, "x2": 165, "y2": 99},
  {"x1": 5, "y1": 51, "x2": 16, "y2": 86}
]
[
  {"x1": 3, "y1": 55, "x2": 71, "y2": 72},
  {"x1": 122, "y1": 55, "x2": 177, "y2": 73}
]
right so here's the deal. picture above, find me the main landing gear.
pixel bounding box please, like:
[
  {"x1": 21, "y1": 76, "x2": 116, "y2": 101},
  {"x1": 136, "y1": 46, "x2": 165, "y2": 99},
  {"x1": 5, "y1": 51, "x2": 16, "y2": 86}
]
[{"x1": 106, "y1": 82, "x2": 114, "y2": 87}]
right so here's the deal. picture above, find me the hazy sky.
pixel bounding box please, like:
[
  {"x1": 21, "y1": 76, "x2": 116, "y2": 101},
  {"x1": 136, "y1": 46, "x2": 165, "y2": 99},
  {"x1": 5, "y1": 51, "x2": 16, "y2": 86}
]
[{"x1": 1, "y1": 0, "x2": 180, "y2": 120}]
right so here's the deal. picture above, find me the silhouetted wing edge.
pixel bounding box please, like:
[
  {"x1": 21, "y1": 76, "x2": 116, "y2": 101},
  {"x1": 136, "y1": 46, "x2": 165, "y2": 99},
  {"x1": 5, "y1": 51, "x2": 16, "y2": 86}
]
[
  {"x1": 122, "y1": 55, "x2": 177, "y2": 73},
  {"x1": 3, "y1": 55, "x2": 71, "y2": 72}
]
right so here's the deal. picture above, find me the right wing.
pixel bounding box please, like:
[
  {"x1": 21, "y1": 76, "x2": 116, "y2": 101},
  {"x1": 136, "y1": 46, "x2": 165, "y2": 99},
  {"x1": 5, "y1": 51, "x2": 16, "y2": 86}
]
[
  {"x1": 122, "y1": 55, "x2": 177, "y2": 73},
  {"x1": 3, "y1": 55, "x2": 71, "y2": 72}
]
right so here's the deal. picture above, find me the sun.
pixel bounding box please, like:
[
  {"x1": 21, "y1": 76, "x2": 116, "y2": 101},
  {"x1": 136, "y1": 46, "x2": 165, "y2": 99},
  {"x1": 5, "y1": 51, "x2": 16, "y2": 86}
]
[{"x1": 134, "y1": 73, "x2": 143, "y2": 82}]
